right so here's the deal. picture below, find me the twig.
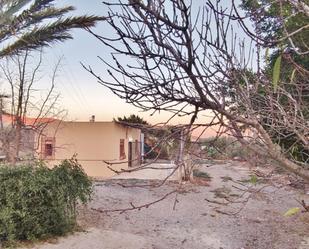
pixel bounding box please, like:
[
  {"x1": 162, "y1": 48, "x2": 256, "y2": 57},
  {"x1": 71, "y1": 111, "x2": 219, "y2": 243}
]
[{"x1": 91, "y1": 190, "x2": 177, "y2": 214}]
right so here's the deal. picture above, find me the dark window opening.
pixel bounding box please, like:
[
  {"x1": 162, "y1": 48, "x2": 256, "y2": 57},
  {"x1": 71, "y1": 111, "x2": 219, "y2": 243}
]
[
  {"x1": 45, "y1": 143, "x2": 53, "y2": 157},
  {"x1": 42, "y1": 137, "x2": 55, "y2": 159},
  {"x1": 120, "y1": 139, "x2": 126, "y2": 159}
]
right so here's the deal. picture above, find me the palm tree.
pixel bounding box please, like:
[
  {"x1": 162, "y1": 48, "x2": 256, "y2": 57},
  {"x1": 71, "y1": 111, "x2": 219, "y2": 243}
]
[{"x1": 0, "y1": 0, "x2": 104, "y2": 57}]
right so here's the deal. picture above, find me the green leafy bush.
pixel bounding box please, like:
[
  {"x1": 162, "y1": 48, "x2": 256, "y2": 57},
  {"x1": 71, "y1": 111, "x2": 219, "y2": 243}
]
[{"x1": 0, "y1": 158, "x2": 92, "y2": 245}]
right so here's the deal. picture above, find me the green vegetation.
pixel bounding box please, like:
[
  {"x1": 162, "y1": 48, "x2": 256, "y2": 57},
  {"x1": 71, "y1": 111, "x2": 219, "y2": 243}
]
[
  {"x1": 192, "y1": 169, "x2": 212, "y2": 180},
  {"x1": 211, "y1": 187, "x2": 231, "y2": 199},
  {"x1": 241, "y1": 0, "x2": 309, "y2": 164},
  {"x1": 201, "y1": 137, "x2": 249, "y2": 160},
  {"x1": 0, "y1": 159, "x2": 92, "y2": 247},
  {"x1": 239, "y1": 174, "x2": 265, "y2": 185},
  {"x1": 116, "y1": 114, "x2": 149, "y2": 125}
]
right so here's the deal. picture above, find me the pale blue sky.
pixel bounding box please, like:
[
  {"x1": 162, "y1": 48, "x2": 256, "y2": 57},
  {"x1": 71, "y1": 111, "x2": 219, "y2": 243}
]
[
  {"x1": 42, "y1": 0, "x2": 199, "y2": 123},
  {"x1": 40, "y1": 0, "x2": 249, "y2": 124},
  {"x1": 43, "y1": 0, "x2": 139, "y2": 122}
]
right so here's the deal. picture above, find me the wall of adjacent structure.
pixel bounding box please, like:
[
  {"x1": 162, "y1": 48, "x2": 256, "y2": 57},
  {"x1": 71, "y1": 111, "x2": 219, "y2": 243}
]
[{"x1": 38, "y1": 121, "x2": 141, "y2": 178}]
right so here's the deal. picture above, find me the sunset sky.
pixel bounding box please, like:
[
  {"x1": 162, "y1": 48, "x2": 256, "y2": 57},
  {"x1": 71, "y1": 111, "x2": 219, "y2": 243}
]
[
  {"x1": 38, "y1": 0, "x2": 239, "y2": 126},
  {"x1": 39, "y1": 0, "x2": 206, "y2": 124},
  {"x1": 42, "y1": 0, "x2": 141, "y2": 122},
  {"x1": 38, "y1": 0, "x2": 199, "y2": 125}
]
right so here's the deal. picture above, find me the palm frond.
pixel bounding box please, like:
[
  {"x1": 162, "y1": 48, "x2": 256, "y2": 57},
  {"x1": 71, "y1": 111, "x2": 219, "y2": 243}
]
[
  {"x1": 0, "y1": 0, "x2": 105, "y2": 57},
  {"x1": 0, "y1": 15, "x2": 105, "y2": 57},
  {"x1": 29, "y1": 0, "x2": 54, "y2": 12}
]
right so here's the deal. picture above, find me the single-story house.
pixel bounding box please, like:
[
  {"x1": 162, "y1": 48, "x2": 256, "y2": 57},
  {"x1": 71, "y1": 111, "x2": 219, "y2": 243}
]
[
  {"x1": 38, "y1": 119, "x2": 143, "y2": 178},
  {"x1": 0, "y1": 114, "x2": 143, "y2": 178}
]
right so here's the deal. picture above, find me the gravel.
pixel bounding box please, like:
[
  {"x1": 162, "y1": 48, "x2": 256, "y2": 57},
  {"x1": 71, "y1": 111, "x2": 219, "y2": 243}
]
[{"x1": 23, "y1": 162, "x2": 309, "y2": 249}]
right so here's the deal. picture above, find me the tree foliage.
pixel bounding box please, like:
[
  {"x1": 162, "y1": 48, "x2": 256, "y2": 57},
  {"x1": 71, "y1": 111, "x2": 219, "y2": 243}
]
[
  {"x1": 116, "y1": 114, "x2": 149, "y2": 125},
  {"x1": 242, "y1": 0, "x2": 309, "y2": 163},
  {"x1": 0, "y1": 0, "x2": 104, "y2": 57}
]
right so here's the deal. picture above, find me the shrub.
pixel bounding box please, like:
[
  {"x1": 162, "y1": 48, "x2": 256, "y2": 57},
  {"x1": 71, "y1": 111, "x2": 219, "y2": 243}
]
[
  {"x1": 0, "y1": 158, "x2": 92, "y2": 245},
  {"x1": 201, "y1": 136, "x2": 249, "y2": 160},
  {"x1": 192, "y1": 169, "x2": 212, "y2": 180}
]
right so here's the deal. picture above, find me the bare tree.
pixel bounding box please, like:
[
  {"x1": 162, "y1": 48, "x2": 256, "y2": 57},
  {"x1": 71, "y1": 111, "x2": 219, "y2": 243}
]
[
  {"x1": 84, "y1": 0, "x2": 309, "y2": 181},
  {"x1": 0, "y1": 50, "x2": 65, "y2": 165}
]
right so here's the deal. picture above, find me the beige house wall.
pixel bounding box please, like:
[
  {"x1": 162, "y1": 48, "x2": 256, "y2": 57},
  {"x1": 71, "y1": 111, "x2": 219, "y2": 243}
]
[{"x1": 38, "y1": 121, "x2": 141, "y2": 178}]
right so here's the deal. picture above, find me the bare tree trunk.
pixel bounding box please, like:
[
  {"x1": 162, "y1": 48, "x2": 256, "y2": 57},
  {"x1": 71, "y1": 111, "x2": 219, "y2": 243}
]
[
  {"x1": 255, "y1": 123, "x2": 309, "y2": 181},
  {"x1": 177, "y1": 128, "x2": 185, "y2": 182},
  {"x1": 233, "y1": 121, "x2": 309, "y2": 181},
  {"x1": 11, "y1": 118, "x2": 22, "y2": 165}
]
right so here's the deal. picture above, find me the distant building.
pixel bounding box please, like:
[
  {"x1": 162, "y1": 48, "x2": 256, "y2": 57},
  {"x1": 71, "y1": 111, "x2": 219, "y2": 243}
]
[{"x1": 0, "y1": 114, "x2": 54, "y2": 161}]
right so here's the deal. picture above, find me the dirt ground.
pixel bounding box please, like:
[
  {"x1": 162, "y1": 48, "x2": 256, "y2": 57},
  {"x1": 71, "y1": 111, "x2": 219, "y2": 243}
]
[{"x1": 25, "y1": 161, "x2": 309, "y2": 249}]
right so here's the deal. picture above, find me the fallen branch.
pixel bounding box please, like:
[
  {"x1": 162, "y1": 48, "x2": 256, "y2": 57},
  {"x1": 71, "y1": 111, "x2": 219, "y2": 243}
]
[
  {"x1": 295, "y1": 199, "x2": 309, "y2": 212},
  {"x1": 91, "y1": 190, "x2": 177, "y2": 214}
]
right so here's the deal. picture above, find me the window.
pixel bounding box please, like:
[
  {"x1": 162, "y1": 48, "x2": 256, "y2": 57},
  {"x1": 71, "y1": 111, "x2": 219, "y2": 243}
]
[
  {"x1": 42, "y1": 137, "x2": 55, "y2": 159},
  {"x1": 45, "y1": 143, "x2": 53, "y2": 157},
  {"x1": 119, "y1": 139, "x2": 126, "y2": 159}
]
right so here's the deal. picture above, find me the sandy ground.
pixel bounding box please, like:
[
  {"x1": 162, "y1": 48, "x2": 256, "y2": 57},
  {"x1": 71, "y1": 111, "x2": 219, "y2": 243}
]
[
  {"x1": 112, "y1": 163, "x2": 178, "y2": 181},
  {"x1": 23, "y1": 162, "x2": 309, "y2": 249}
]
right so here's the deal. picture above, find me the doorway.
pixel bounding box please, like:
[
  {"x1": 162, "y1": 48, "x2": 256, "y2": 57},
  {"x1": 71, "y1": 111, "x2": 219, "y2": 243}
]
[{"x1": 128, "y1": 141, "x2": 133, "y2": 167}]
